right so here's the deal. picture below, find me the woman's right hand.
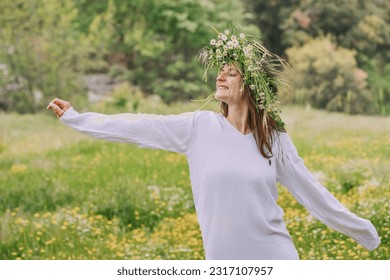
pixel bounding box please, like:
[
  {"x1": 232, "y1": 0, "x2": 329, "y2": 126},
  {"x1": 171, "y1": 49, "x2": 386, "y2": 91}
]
[{"x1": 47, "y1": 98, "x2": 72, "y2": 118}]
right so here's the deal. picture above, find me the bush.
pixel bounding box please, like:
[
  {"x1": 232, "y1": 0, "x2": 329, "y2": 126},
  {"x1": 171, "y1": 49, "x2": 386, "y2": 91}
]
[
  {"x1": 284, "y1": 37, "x2": 373, "y2": 114},
  {"x1": 0, "y1": 0, "x2": 94, "y2": 113}
]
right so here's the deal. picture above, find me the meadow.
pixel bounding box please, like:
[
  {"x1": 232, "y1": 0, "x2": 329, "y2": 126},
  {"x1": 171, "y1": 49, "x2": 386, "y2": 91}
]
[{"x1": 0, "y1": 92, "x2": 389, "y2": 260}]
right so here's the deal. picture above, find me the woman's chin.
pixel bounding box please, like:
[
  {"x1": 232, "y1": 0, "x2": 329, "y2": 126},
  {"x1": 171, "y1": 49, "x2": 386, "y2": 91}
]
[{"x1": 214, "y1": 91, "x2": 228, "y2": 103}]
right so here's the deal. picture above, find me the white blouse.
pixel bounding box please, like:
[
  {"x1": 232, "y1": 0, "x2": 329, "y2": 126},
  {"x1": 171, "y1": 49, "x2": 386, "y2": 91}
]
[{"x1": 60, "y1": 107, "x2": 380, "y2": 260}]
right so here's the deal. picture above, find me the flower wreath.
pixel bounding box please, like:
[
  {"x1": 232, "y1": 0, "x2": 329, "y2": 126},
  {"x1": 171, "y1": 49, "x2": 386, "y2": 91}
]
[{"x1": 199, "y1": 26, "x2": 288, "y2": 131}]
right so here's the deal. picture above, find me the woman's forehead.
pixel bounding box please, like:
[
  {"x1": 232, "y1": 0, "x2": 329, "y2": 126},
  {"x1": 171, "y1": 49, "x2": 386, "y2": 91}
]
[{"x1": 219, "y1": 63, "x2": 240, "y2": 72}]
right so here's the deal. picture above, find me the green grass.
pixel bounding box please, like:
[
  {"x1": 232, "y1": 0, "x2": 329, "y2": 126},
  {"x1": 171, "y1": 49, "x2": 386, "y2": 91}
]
[{"x1": 0, "y1": 99, "x2": 389, "y2": 260}]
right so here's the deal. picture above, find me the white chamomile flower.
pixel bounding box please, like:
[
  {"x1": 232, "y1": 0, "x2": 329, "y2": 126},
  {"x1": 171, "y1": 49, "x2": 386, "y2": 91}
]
[
  {"x1": 224, "y1": 29, "x2": 230, "y2": 35},
  {"x1": 239, "y1": 33, "x2": 245, "y2": 39},
  {"x1": 221, "y1": 34, "x2": 228, "y2": 41},
  {"x1": 210, "y1": 39, "x2": 216, "y2": 45}
]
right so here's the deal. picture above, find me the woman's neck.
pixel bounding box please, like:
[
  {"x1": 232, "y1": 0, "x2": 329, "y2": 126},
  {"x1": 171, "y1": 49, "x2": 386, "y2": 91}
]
[{"x1": 226, "y1": 103, "x2": 251, "y2": 135}]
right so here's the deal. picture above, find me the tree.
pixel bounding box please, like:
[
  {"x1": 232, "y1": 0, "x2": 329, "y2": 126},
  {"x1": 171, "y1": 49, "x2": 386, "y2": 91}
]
[
  {"x1": 245, "y1": 0, "x2": 390, "y2": 115},
  {"x1": 285, "y1": 37, "x2": 372, "y2": 114},
  {"x1": 282, "y1": 0, "x2": 365, "y2": 46},
  {"x1": 75, "y1": 0, "x2": 260, "y2": 103},
  {"x1": 0, "y1": 0, "x2": 101, "y2": 113},
  {"x1": 243, "y1": 0, "x2": 299, "y2": 56}
]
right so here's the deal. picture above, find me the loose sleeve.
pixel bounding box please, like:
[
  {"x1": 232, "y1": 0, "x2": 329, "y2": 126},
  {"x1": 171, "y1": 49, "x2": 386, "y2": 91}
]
[
  {"x1": 275, "y1": 132, "x2": 380, "y2": 251},
  {"x1": 59, "y1": 107, "x2": 197, "y2": 154}
]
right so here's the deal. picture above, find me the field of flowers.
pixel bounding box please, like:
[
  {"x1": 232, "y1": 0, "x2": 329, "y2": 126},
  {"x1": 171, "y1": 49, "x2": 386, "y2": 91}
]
[{"x1": 0, "y1": 102, "x2": 389, "y2": 260}]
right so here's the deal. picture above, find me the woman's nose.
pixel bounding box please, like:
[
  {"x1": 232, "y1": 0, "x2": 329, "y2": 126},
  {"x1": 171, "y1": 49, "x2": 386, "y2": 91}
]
[{"x1": 216, "y1": 73, "x2": 225, "y2": 81}]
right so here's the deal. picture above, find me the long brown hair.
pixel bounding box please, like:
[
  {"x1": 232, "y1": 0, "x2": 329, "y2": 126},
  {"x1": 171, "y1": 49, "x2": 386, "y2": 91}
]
[{"x1": 219, "y1": 84, "x2": 285, "y2": 158}]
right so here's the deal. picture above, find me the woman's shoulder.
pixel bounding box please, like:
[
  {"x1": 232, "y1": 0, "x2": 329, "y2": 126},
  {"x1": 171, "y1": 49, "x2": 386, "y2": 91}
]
[
  {"x1": 272, "y1": 130, "x2": 298, "y2": 159},
  {"x1": 192, "y1": 110, "x2": 221, "y2": 120},
  {"x1": 186, "y1": 110, "x2": 221, "y2": 130},
  {"x1": 195, "y1": 109, "x2": 220, "y2": 115},
  {"x1": 272, "y1": 130, "x2": 289, "y2": 141}
]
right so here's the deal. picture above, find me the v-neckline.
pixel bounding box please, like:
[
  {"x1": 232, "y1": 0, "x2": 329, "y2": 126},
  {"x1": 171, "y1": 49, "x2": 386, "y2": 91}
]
[{"x1": 218, "y1": 113, "x2": 253, "y2": 137}]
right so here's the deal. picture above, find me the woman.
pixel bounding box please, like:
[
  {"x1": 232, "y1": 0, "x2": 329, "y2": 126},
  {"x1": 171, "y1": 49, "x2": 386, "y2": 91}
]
[{"x1": 48, "y1": 29, "x2": 380, "y2": 260}]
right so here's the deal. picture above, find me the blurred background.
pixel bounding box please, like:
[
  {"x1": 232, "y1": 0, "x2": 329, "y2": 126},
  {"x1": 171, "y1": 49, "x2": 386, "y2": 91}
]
[
  {"x1": 0, "y1": 0, "x2": 389, "y2": 260},
  {"x1": 0, "y1": 0, "x2": 389, "y2": 114}
]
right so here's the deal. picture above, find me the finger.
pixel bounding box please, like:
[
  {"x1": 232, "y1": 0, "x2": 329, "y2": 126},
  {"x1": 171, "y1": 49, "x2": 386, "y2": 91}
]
[
  {"x1": 47, "y1": 98, "x2": 60, "y2": 108},
  {"x1": 48, "y1": 102, "x2": 64, "y2": 118},
  {"x1": 47, "y1": 102, "x2": 58, "y2": 116},
  {"x1": 53, "y1": 98, "x2": 66, "y2": 108},
  {"x1": 53, "y1": 98, "x2": 71, "y2": 110}
]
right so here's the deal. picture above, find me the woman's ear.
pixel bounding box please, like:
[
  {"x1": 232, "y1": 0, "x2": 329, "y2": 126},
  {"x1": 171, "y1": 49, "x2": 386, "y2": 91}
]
[{"x1": 239, "y1": 82, "x2": 245, "y2": 92}]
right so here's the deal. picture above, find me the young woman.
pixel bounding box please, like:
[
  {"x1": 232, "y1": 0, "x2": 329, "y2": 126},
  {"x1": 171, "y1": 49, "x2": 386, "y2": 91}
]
[{"x1": 48, "y1": 29, "x2": 380, "y2": 260}]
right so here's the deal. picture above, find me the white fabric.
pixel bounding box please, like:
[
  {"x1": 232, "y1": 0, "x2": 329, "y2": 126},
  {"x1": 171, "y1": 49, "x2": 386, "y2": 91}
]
[{"x1": 60, "y1": 107, "x2": 380, "y2": 259}]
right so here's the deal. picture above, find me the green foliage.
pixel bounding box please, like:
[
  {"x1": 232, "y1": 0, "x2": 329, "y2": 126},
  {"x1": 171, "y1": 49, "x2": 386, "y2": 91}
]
[
  {"x1": 285, "y1": 37, "x2": 372, "y2": 114},
  {"x1": 243, "y1": 0, "x2": 300, "y2": 55},
  {"x1": 95, "y1": 83, "x2": 144, "y2": 113},
  {"x1": 0, "y1": 0, "x2": 101, "y2": 113},
  {"x1": 336, "y1": 164, "x2": 370, "y2": 193},
  {"x1": 1, "y1": 0, "x2": 389, "y2": 115},
  {"x1": 0, "y1": 139, "x2": 194, "y2": 230},
  {"x1": 360, "y1": 60, "x2": 390, "y2": 116},
  {"x1": 281, "y1": 0, "x2": 364, "y2": 47},
  {"x1": 75, "y1": 0, "x2": 258, "y2": 103},
  {"x1": 273, "y1": 0, "x2": 390, "y2": 60},
  {"x1": 244, "y1": 0, "x2": 390, "y2": 115}
]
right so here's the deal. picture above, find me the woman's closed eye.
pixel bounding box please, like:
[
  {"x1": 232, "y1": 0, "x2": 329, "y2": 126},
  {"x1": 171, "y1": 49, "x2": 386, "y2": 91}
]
[{"x1": 218, "y1": 70, "x2": 239, "y2": 77}]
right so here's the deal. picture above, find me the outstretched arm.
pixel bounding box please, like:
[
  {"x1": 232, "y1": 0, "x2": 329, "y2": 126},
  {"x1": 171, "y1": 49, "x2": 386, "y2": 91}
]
[
  {"x1": 275, "y1": 132, "x2": 380, "y2": 251},
  {"x1": 47, "y1": 98, "x2": 196, "y2": 154}
]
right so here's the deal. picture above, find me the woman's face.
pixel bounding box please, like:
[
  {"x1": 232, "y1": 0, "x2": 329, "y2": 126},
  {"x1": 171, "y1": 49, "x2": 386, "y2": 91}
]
[{"x1": 215, "y1": 64, "x2": 244, "y2": 105}]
